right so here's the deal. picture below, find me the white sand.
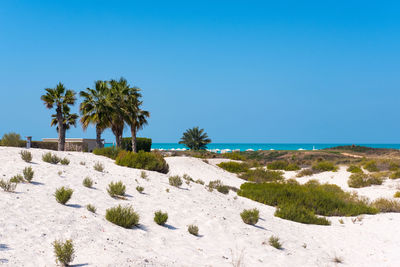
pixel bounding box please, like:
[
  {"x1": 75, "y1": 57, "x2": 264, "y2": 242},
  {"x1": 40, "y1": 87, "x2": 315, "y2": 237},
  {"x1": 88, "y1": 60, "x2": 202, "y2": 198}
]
[{"x1": 1, "y1": 147, "x2": 400, "y2": 266}]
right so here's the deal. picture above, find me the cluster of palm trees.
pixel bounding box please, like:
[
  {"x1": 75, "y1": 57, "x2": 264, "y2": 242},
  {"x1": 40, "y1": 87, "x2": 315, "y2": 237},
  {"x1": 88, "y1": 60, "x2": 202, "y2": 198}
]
[{"x1": 41, "y1": 78, "x2": 149, "y2": 151}]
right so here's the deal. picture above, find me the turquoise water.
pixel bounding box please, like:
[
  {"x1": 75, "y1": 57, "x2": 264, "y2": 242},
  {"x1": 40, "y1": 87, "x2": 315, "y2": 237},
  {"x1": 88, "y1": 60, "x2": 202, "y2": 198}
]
[{"x1": 105, "y1": 143, "x2": 400, "y2": 151}]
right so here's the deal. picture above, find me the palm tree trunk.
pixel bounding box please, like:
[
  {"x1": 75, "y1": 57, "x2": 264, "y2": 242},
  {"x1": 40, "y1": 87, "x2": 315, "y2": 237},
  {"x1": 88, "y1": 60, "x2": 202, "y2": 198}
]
[
  {"x1": 57, "y1": 109, "x2": 65, "y2": 151},
  {"x1": 131, "y1": 127, "x2": 137, "y2": 152},
  {"x1": 95, "y1": 125, "x2": 103, "y2": 148}
]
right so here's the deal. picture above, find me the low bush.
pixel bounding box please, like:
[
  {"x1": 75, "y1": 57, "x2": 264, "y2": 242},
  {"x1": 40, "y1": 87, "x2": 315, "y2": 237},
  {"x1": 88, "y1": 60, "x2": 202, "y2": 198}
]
[
  {"x1": 269, "y1": 236, "x2": 282, "y2": 249},
  {"x1": 394, "y1": 191, "x2": 400, "y2": 198},
  {"x1": 10, "y1": 174, "x2": 24, "y2": 183},
  {"x1": 275, "y1": 203, "x2": 330, "y2": 225},
  {"x1": 239, "y1": 169, "x2": 284, "y2": 183},
  {"x1": 240, "y1": 208, "x2": 259, "y2": 225},
  {"x1": 183, "y1": 174, "x2": 194, "y2": 183},
  {"x1": 60, "y1": 157, "x2": 70, "y2": 165},
  {"x1": 188, "y1": 224, "x2": 199, "y2": 236},
  {"x1": 82, "y1": 177, "x2": 93, "y2": 188},
  {"x1": 224, "y1": 152, "x2": 246, "y2": 161},
  {"x1": 116, "y1": 150, "x2": 169, "y2": 174},
  {"x1": 0, "y1": 179, "x2": 17, "y2": 192},
  {"x1": 54, "y1": 187, "x2": 73, "y2": 205},
  {"x1": 86, "y1": 204, "x2": 96, "y2": 213},
  {"x1": 136, "y1": 186, "x2": 144, "y2": 193},
  {"x1": 121, "y1": 137, "x2": 152, "y2": 152},
  {"x1": 20, "y1": 150, "x2": 32, "y2": 163},
  {"x1": 93, "y1": 147, "x2": 123, "y2": 160},
  {"x1": 140, "y1": 171, "x2": 148, "y2": 179},
  {"x1": 312, "y1": 161, "x2": 338, "y2": 172},
  {"x1": 389, "y1": 162, "x2": 400, "y2": 171},
  {"x1": 0, "y1": 132, "x2": 24, "y2": 147},
  {"x1": 364, "y1": 160, "x2": 379, "y2": 172},
  {"x1": 195, "y1": 179, "x2": 205, "y2": 185},
  {"x1": 347, "y1": 165, "x2": 363, "y2": 174},
  {"x1": 208, "y1": 180, "x2": 229, "y2": 194},
  {"x1": 296, "y1": 168, "x2": 314, "y2": 177},
  {"x1": 93, "y1": 162, "x2": 104, "y2": 172},
  {"x1": 267, "y1": 160, "x2": 300, "y2": 171},
  {"x1": 217, "y1": 161, "x2": 249, "y2": 173},
  {"x1": 53, "y1": 239, "x2": 75, "y2": 266},
  {"x1": 154, "y1": 210, "x2": 168, "y2": 225},
  {"x1": 105, "y1": 205, "x2": 139, "y2": 228},
  {"x1": 372, "y1": 198, "x2": 400, "y2": 212},
  {"x1": 42, "y1": 152, "x2": 61, "y2": 164},
  {"x1": 390, "y1": 170, "x2": 400, "y2": 179},
  {"x1": 107, "y1": 181, "x2": 126, "y2": 197},
  {"x1": 348, "y1": 173, "x2": 383, "y2": 188},
  {"x1": 169, "y1": 175, "x2": 182, "y2": 187},
  {"x1": 23, "y1": 166, "x2": 34, "y2": 182}
]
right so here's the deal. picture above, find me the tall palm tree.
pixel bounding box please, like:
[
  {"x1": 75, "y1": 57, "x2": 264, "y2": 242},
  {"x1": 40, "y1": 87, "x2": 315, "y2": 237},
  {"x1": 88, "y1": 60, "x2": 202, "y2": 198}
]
[
  {"x1": 109, "y1": 78, "x2": 130, "y2": 147},
  {"x1": 41, "y1": 83, "x2": 77, "y2": 151},
  {"x1": 79, "y1": 81, "x2": 111, "y2": 148},
  {"x1": 122, "y1": 87, "x2": 150, "y2": 152},
  {"x1": 179, "y1": 127, "x2": 211, "y2": 150}
]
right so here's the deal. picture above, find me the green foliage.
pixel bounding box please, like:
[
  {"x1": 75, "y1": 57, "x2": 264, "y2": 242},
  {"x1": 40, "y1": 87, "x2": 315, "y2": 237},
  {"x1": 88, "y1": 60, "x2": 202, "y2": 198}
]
[
  {"x1": 154, "y1": 210, "x2": 168, "y2": 225},
  {"x1": 372, "y1": 198, "x2": 400, "y2": 212},
  {"x1": 240, "y1": 208, "x2": 259, "y2": 225},
  {"x1": 20, "y1": 150, "x2": 32, "y2": 163},
  {"x1": 93, "y1": 161, "x2": 104, "y2": 172},
  {"x1": 267, "y1": 160, "x2": 300, "y2": 171},
  {"x1": 140, "y1": 171, "x2": 148, "y2": 179},
  {"x1": 394, "y1": 191, "x2": 400, "y2": 198},
  {"x1": 179, "y1": 126, "x2": 211, "y2": 150},
  {"x1": 238, "y1": 180, "x2": 378, "y2": 225},
  {"x1": 86, "y1": 204, "x2": 96, "y2": 213},
  {"x1": 224, "y1": 152, "x2": 246, "y2": 161},
  {"x1": 389, "y1": 162, "x2": 400, "y2": 171},
  {"x1": 106, "y1": 205, "x2": 140, "y2": 228},
  {"x1": 348, "y1": 173, "x2": 383, "y2": 188},
  {"x1": 195, "y1": 179, "x2": 205, "y2": 185},
  {"x1": 217, "y1": 161, "x2": 249, "y2": 173},
  {"x1": 390, "y1": 170, "x2": 400, "y2": 179},
  {"x1": 208, "y1": 180, "x2": 229, "y2": 194},
  {"x1": 54, "y1": 187, "x2": 73, "y2": 205},
  {"x1": 82, "y1": 177, "x2": 93, "y2": 188},
  {"x1": 10, "y1": 174, "x2": 24, "y2": 183},
  {"x1": 60, "y1": 157, "x2": 70, "y2": 165},
  {"x1": 42, "y1": 152, "x2": 61, "y2": 164},
  {"x1": 312, "y1": 161, "x2": 338, "y2": 172},
  {"x1": 296, "y1": 168, "x2": 314, "y2": 177},
  {"x1": 188, "y1": 224, "x2": 199, "y2": 236},
  {"x1": 115, "y1": 150, "x2": 169, "y2": 174},
  {"x1": 93, "y1": 147, "x2": 123, "y2": 160},
  {"x1": 53, "y1": 239, "x2": 75, "y2": 266},
  {"x1": 0, "y1": 179, "x2": 17, "y2": 192},
  {"x1": 136, "y1": 186, "x2": 144, "y2": 193},
  {"x1": 275, "y1": 203, "x2": 330, "y2": 225},
  {"x1": 107, "y1": 181, "x2": 126, "y2": 197},
  {"x1": 364, "y1": 160, "x2": 379, "y2": 172},
  {"x1": 121, "y1": 137, "x2": 152, "y2": 152},
  {"x1": 239, "y1": 169, "x2": 284, "y2": 183},
  {"x1": 23, "y1": 166, "x2": 34, "y2": 182},
  {"x1": 347, "y1": 165, "x2": 363, "y2": 174},
  {"x1": 269, "y1": 236, "x2": 282, "y2": 249},
  {"x1": 0, "y1": 132, "x2": 24, "y2": 147},
  {"x1": 169, "y1": 175, "x2": 182, "y2": 187}
]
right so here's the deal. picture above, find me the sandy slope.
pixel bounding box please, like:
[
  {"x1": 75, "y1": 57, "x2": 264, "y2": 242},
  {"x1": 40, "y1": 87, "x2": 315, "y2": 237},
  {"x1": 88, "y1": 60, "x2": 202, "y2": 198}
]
[{"x1": 1, "y1": 147, "x2": 400, "y2": 266}]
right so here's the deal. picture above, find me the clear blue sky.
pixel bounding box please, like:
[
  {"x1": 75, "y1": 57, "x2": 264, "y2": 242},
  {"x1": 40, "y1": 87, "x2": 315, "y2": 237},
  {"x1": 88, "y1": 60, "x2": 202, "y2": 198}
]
[{"x1": 1, "y1": 0, "x2": 399, "y2": 143}]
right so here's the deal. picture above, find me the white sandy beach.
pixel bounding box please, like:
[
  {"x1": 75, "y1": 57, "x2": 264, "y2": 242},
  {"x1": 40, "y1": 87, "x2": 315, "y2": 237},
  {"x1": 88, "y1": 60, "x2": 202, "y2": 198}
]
[{"x1": 1, "y1": 147, "x2": 400, "y2": 266}]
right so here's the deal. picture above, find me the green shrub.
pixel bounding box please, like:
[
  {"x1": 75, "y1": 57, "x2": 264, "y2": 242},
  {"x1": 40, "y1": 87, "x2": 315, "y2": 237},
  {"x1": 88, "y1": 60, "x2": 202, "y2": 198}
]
[
  {"x1": 93, "y1": 162, "x2": 104, "y2": 172},
  {"x1": 195, "y1": 179, "x2": 205, "y2": 185},
  {"x1": 23, "y1": 166, "x2": 34, "y2": 182},
  {"x1": 106, "y1": 205, "x2": 139, "y2": 228},
  {"x1": 364, "y1": 160, "x2": 379, "y2": 172},
  {"x1": 269, "y1": 236, "x2": 282, "y2": 249},
  {"x1": 217, "y1": 161, "x2": 249, "y2": 173},
  {"x1": 267, "y1": 160, "x2": 300, "y2": 171},
  {"x1": 60, "y1": 157, "x2": 70, "y2": 165},
  {"x1": 224, "y1": 152, "x2": 246, "y2": 161},
  {"x1": 140, "y1": 171, "x2": 148, "y2": 179},
  {"x1": 347, "y1": 165, "x2": 363, "y2": 174},
  {"x1": 208, "y1": 180, "x2": 229, "y2": 194},
  {"x1": 240, "y1": 169, "x2": 284, "y2": 183},
  {"x1": 275, "y1": 203, "x2": 330, "y2": 225},
  {"x1": 390, "y1": 170, "x2": 400, "y2": 179},
  {"x1": 394, "y1": 191, "x2": 400, "y2": 198},
  {"x1": 54, "y1": 187, "x2": 73, "y2": 205},
  {"x1": 240, "y1": 208, "x2": 259, "y2": 225},
  {"x1": 312, "y1": 161, "x2": 338, "y2": 172},
  {"x1": 107, "y1": 181, "x2": 126, "y2": 197},
  {"x1": 20, "y1": 150, "x2": 32, "y2": 163},
  {"x1": 389, "y1": 162, "x2": 400, "y2": 171},
  {"x1": 188, "y1": 224, "x2": 199, "y2": 236},
  {"x1": 0, "y1": 132, "x2": 24, "y2": 147},
  {"x1": 169, "y1": 175, "x2": 182, "y2": 187},
  {"x1": 82, "y1": 177, "x2": 93, "y2": 188},
  {"x1": 116, "y1": 150, "x2": 169, "y2": 174},
  {"x1": 348, "y1": 173, "x2": 383, "y2": 188},
  {"x1": 121, "y1": 137, "x2": 152, "y2": 152},
  {"x1": 42, "y1": 152, "x2": 61, "y2": 164},
  {"x1": 93, "y1": 147, "x2": 123, "y2": 160},
  {"x1": 86, "y1": 204, "x2": 96, "y2": 213},
  {"x1": 154, "y1": 210, "x2": 168, "y2": 225},
  {"x1": 10, "y1": 174, "x2": 24, "y2": 183},
  {"x1": 53, "y1": 239, "x2": 75, "y2": 266},
  {"x1": 296, "y1": 168, "x2": 314, "y2": 177},
  {"x1": 372, "y1": 198, "x2": 400, "y2": 212},
  {"x1": 0, "y1": 179, "x2": 17, "y2": 192},
  {"x1": 136, "y1": 186, "x2": 144, "y2": 193}
]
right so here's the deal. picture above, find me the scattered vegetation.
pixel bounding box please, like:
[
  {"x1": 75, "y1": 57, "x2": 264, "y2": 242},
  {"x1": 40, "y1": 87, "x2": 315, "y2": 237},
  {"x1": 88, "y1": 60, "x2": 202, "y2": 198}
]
[
  {"x1": 240, "y1": 208, "x2": 259, "y2": 225},
  {"x1": 116, "y1": 150, "x2": 169, "y2": 174},
  {"x1": 372, "y1": 198, "x2": 400, "y2": 212},
  {"x1": 23, "y1": 166, "x2": 34, "y2": 182},
  {"x1": 60, "y1": 157, "x2": 70, "y2": 165},
  {"x1": 0, "y1": 179, "x2": 17, "y2": 192},
  {"x1": 394, "y1": 191, "x2": 400, "y2": 198},
  {"x1": 53, "y1": 239, "x2": 75, "y2": 266},
  {"x1": 348, "y1": 173, "x2": 383, "y2": 188},
  {"x1": 93, "y1": 146, "x2": 123, "y2": 160},
  {"x1": 86, "y1": 204, "x2": 96, "y2": 213},
  {"x1": 107, "y1": 181, "x2": 126, "y2": 198},
  {"x1": 0, "y1": 132, "x2": 24, "y2": 147},
  {"x1": 42, "y1": 152, "x2": 61, "y2": 164},
  {"x1": 347, "y1": 165, "x2": 363, "y2": 174},
  {"x1": 82, "y1": 177, "x2": 93, "y2": 188},
  {"x1": 224, "y1": 152, "x2": 246, "y2": 161},
  {"x1": 195, "y1": 179, "x2": 205, "y2": 185},
  {"x1": 10, "y1": 174, "x2": 24, "y2": 183},
  {"x1": 93, "y1": 162, "x2": 104, "y2": 172},
  {"x1": 364, "y1": 160, "x2": 379, "y2": 172},
  {"x1": 188, "y1": 224, "x2": 199, "y2": 236},
  {"x1": 275, "y1": 203, "x2": 330, "y2": 225},
  {"x1": 140, "y1": 171, "x2": 148, "y2": 179},
  {"x1": 267, "y1": 160, "x2": 300, "y2": 171},
  {"x1": 217, "y1": 161, "x2": 249, "y2": 173},
  {"x1": 154, "y1": 210, "x2": 168, "y2": 225},
  {"x1": 208, "y1": 180, "x2": 229, "y2": 194},
  {"x1": 239, "y1": 169, "x2": 284, "y2": 183},
  {"x1": 105, "y1": 205, "x2": 139, "y2": 228},
  {"x1": 296, "y1": 168, "x2": 314, "y2": 177},
  {"x1": 312, "y1": 161, "x2": 338, "y2": 172},
  {"x1": 169, "y1": 175, "x2": 183, "y2": 187},
  {"x1": 136, "y1": 186, "x2": 144, "y2": 193},
  {"x1": 390, "y1": 170, "x2": 400, "y2": 179},
  {"x1": 269, "y1": 236, "x2": 282, "y2": 249},
  {"x1": 54, "y1": 187, "x2": 73, "y2": 205},
  {"x1": 20, "y1": 150, "x2": 32, "y2": 163}
]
